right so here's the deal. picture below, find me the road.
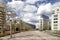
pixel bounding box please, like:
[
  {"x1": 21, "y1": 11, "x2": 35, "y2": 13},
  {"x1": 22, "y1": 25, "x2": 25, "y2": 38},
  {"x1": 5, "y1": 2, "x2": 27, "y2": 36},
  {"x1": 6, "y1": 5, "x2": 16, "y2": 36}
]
[{"x1": 0, "y1": 31, "x2": 60, "y2": 40}]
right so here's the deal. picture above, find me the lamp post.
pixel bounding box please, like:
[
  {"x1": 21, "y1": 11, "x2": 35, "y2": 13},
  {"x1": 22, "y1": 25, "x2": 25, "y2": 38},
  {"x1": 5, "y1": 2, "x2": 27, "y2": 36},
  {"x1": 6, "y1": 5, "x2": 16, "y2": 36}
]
[
  {"x1": 6, "y1": 12, "x2": 16, "y2": 39},
  {"x1": 9, "y1": 18, "x2": 12, "y2": 38},
  {"x1": 6, "y1": 4, "x2": 16, "y2": 39}
]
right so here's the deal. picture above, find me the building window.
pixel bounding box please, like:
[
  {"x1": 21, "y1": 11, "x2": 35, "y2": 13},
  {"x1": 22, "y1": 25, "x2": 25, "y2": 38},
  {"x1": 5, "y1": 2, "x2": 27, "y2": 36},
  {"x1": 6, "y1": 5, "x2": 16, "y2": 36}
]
[
  {"x1": 54, "y1": 15, "x2": 58, "y2": 17},
  {"x1": 54, "y1": 24, "x2": 58, "y2": 26},
  {"x1": 53, "y1": 11, "x2": 55, "y2": 14},
  {"x1": 57, "y1": 9, "x2": 59, "y2": 11},
  {"x1": 54, "y1": 21, "x2": 58, "y2": 23},
  {"x1": 53, "y1": 24, "x2": 58, "y2": 29},
  {"x1": 54, "y1": 18, "x2": 58, "y2": 20},
  {"x1": 53, "y1": 26, "x2": 57, "y2": 29},
  {"x1": 40, "y1": 19, "x2": 42, "y2": 23}
]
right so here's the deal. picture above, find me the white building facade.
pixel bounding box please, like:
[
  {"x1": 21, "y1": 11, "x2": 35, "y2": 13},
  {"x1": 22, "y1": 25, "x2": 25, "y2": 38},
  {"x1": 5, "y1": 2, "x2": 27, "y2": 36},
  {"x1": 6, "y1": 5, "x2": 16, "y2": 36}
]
[
  {"x1": 39, "y1": 14, "x2": 49, "y2": 30},
  {"x1": 51, "y1": 7, "x2": 60, "y2": 30}
]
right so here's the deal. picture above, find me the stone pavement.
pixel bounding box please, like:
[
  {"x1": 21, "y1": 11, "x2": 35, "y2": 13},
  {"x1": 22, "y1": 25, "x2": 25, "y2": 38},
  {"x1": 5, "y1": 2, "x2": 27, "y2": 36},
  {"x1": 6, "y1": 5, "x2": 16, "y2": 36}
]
[{"x1": 0, "y1": 31, "x2": 60, "y2": 40}]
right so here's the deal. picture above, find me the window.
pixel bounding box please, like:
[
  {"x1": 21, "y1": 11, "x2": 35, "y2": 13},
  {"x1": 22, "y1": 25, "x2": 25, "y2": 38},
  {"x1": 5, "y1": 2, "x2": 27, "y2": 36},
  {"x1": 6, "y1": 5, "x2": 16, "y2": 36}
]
[
  {"x1": 53, "y1": 24, "x2": 58, "y2": 29},
  {"x1": 54, "y1": 24, "x2": 58, "y2": 26},
  {"x1": 54, "y1": 18, "x2": 58, "y2": 20},
  {"x1": 54, "y1": 15, "x2": 58, "y2": 17},
  {"x1": 57, "y1": 9, "x2": 59, "y2": 11},
  {"x1": 54, "y1": 21, "x2": 58, "y2": 23},
  {"x1": 53, "y1": 26, "x2": 57, "y2": 29},
  {"x1": 40, "y1": 19, "x2": 42, "y2": 23}
]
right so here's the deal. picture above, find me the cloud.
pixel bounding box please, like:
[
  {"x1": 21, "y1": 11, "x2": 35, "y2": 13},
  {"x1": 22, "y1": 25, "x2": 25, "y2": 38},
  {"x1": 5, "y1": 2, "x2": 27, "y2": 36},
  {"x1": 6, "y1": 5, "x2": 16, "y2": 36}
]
[
  {"x1": 7, "y1": 1, "x2": 25, "y2": 12},
  {"x1": 23, "y1": 2, "x2": 60, "y2": 25},
  {"x1": 22, "y1": 13, "x2": 35, "y2": 21},
  {"x1": 23, "y1": 5, "x2": 37, "y2": 13},
  {"x1": 22, "y1": 12, "x2": 39, "y2": 25},
  {"x1": 37, "y1": 2, "x2": 60, "y2": 19},
  {"x1": 37, "y1": 2, "x2": 60, "y2": 15},
  {"x1": 7, "y1": 0, "x2": 60, "y2": 26},
  {"x1": 37, "y1": 3, "x2": 52, "y2": 15},
  {"x1": 26, "y1": 0, "x2": 47, "y2": 4},
  {"x1": 7, "y1": 0, "x2": 50, "y2": 25},
  {"x1": 52, "y1": 2, "x2": 60, "y2": 9},
  {"x1": 49, "y1": 2, "x2": 60, "y2": 18},
  {"x1": 26, "y1": 0, "x2": 39, "y2": 4}
]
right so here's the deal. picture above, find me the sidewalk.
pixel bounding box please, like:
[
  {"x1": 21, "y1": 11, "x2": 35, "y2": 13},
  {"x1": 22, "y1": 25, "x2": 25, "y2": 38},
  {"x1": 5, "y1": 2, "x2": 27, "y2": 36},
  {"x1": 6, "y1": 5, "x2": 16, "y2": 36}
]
[
  {"x1": 0, "y1": 31, "x2": 60, "y2": 40},
  {"x1": 45, "y1": 30, "x2": 60, "y2": 37},
  {"x1": 0, "y1": 33, "x2": 20, "y2": 40}
]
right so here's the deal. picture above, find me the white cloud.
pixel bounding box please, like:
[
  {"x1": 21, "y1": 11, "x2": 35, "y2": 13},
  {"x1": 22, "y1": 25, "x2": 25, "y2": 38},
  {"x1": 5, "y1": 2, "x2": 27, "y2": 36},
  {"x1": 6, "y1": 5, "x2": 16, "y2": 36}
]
[
  {"x1": 24, "y1": 13, "x2": 34, "y2": 18},
  {"x1": 7, "y1": 0, "x2": 60, "y2": 25},
  {"x1": 37, "y1": 2, "x2": 60, "y2": 18},
  {"x1": 22, "y1": 13, "x2": 39, "y2": 25},
  {"x1": 48, "y1": 2, "x2": 60, "y2": 17},
  {"x1": 37, "y1": 3, "x2": 52, "y2": 15},
  {"x1": 23, "y1": 5, "x2": 37, "y2": 13},
  {"x1": 23, "y1": 18, "x2": 30, "y2": 22},
  {"x1": 26, "y1": 0, "x2": 39, "y2": 4},
  {"x1": 7, "y1": 1, "x2": 25, "y2": 12},
  {"x1": 7, "y1": 0, "x2": 40, "y2": 25},
  {"x1": 52, "y1": 2, "x2": 60, "y2": 9},
  {"x1": 22, "y1": 13, "x2": 35, "y2": 21},
  {"x1": 26, "y1": 0, "x2": 47, "y2": 4}
]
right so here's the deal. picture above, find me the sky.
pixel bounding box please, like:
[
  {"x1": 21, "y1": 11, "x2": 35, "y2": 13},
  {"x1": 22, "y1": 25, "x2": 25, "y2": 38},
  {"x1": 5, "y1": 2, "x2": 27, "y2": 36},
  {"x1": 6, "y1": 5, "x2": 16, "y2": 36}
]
[{"x1": 6, "y1": 0, "x2": 60, "y2": 26}]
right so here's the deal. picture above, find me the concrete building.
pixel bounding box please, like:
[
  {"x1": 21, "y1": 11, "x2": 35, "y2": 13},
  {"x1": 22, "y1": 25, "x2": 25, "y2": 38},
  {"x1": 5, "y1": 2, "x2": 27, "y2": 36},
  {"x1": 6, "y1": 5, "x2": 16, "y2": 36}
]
[
  {"x1": 51, "y1": 7, "x2": 60, "y2": 30},
  {"x1": 0, "y1": 0, "x2": 6, "y2": 34},
  {"x1": 39, "y1": 14, "x2": 49, "y2": 30}
]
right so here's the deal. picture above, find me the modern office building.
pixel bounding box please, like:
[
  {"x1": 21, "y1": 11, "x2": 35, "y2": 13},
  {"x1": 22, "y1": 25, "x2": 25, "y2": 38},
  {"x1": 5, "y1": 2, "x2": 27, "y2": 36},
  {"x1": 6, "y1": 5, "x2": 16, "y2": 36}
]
[
  {"x1": 39, "y1": 14, "x2": 49, "y2": 30},
  {"x1": 51, "y1": 7, "x2": 60, "y2": 30},
  {"x1": 0, "y1": 0, "x2": 6, "y2": 33}
]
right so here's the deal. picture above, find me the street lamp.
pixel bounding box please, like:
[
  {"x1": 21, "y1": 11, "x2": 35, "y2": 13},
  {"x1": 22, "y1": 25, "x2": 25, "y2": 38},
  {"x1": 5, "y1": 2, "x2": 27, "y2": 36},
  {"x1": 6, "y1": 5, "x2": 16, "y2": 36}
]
[
  {"x1": 9, "y1": 18, "x2": 13, "y2": 38},
  {"x1": 6, "y1": 12, "x2": 16, "y2": 39}
]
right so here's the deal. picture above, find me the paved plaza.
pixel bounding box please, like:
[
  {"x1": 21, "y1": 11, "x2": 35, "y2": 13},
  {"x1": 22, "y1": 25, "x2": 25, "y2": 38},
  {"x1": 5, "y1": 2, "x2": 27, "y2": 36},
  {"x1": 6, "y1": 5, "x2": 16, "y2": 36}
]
[{"x1": 0, "y1": 31, "x2": 60, "y2": 40}]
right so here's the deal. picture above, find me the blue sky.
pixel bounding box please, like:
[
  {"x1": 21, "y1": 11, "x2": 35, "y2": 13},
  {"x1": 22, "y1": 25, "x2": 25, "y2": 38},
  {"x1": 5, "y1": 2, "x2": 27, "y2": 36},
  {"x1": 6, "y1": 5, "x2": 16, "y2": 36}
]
[
  {"x1": 6, "y1": 0, "x2": 60, "y2": 26},
  {"x1": 7, "y1": 0, "x2": 60, "y2": 4}
]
